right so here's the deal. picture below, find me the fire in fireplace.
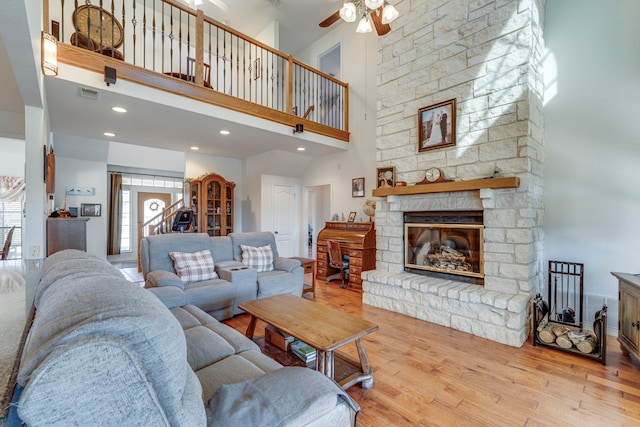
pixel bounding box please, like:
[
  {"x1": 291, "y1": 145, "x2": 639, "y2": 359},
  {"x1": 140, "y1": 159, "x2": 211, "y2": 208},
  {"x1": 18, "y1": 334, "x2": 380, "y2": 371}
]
[{"x1": 404, "y1": 211, "x2": 483, "y2": 281}]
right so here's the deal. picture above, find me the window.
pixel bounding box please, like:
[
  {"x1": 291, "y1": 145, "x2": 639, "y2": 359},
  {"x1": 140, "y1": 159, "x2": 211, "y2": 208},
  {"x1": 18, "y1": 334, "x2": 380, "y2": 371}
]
[
  {"x1": 0, "y1": 200, "x2": 22, "y2": 259},
  {"x1": 117, "y1": 174, "x2": 184, "y2": 253}
]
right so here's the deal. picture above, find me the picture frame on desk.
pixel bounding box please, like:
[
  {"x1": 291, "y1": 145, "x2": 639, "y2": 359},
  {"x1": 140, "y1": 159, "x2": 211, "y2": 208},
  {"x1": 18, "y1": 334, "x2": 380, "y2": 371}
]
[
  {"x1": 348, "y1": 212, "x2": 357, "y2": 222},
  {"x1": 81, "y1": 203, "x2": 101, "y2": 217}
]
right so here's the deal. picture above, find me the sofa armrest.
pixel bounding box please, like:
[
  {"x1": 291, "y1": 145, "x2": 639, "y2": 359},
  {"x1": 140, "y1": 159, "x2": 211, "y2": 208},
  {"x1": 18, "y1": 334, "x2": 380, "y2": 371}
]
[
  {"x1": 215, "y1": 260, "x2": 244, "y2": 270},
  {"x1": 274, "y1": 257, "x2": 301, "y2": 273},
  {"x1": 146, "y1": 270, "x2": 183, "y2": 289},
  {"x1": 207, "y1": 367, "x2": 358, "y2": 427},
  {"x1": 217, "y1": 267, "x2": 258, "y2": 315},
  {"x1": 147, "y1": 286, "x2": 188, "y2": 309}
]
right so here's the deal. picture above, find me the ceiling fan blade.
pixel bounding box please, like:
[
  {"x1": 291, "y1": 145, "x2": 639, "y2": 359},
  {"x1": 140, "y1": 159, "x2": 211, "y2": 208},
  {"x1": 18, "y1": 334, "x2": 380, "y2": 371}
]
[
  {"x1": 370, "y1": 7, "x2": 391, "y2": 36},
  {"x1": 319, "y1": 10, "x2": 341, "y2": 28}
]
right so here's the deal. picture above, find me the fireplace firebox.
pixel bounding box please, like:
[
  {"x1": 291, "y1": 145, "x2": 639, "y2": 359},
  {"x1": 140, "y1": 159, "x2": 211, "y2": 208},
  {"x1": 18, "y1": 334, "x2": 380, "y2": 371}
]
[{"x1": 404, "y1": 211, "x2": 483, "y2": 282}]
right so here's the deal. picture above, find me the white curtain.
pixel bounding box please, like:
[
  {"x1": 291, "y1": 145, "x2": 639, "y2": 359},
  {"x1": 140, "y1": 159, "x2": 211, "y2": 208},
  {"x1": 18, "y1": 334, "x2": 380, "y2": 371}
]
[{"x1": 0, "y1": 176, "x2": 25, "y2": 202}]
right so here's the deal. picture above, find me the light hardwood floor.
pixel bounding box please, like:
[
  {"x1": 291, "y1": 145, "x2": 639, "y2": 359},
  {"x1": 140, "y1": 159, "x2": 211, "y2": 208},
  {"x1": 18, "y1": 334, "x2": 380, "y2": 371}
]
[{"x1": 225, "y1": 281, "x2": 640, "y2": 427}]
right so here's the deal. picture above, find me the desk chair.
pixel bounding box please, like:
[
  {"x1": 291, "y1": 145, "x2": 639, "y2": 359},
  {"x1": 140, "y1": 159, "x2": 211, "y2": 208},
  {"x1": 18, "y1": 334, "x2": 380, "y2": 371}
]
[
  {"x1": 1, "y1": 226, "x2": 15, "y2": 260},
  {"x1": 326, "y1": 240, "x2": 349, "y2": 288}
]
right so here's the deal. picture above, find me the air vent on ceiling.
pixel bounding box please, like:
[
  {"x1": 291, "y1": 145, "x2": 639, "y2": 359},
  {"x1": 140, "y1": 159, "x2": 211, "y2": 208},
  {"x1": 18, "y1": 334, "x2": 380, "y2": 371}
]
[{"x1": 77, "y1": 86, "x2": 101, "y2": 101}]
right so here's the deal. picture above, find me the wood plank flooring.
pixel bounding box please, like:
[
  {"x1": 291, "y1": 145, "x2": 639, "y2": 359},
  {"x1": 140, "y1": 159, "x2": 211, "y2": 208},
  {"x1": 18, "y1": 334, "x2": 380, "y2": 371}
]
[{"x1": 224, "y1": 281, "x2": 640, "y2": 427}]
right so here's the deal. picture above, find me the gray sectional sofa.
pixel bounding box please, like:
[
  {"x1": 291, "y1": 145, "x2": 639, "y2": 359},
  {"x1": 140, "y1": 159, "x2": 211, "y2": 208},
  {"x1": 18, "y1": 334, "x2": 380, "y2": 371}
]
[
  {"x1": 7, "y1": 250, "x2": 358, "y2": 426},
  {"x1": 140, "y1": 231, "x2": 304, "y2": 320}
]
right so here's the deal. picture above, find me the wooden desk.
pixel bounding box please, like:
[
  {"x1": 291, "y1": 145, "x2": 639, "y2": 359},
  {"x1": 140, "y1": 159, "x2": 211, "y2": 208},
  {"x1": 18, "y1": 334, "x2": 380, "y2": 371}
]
[
  {"x1": 316, "y1": 222, "x2": 375, "y2": 291},
  {"x1": 291, "y1": 257, "x2": 316, "y2": 297},
  {"x1": 239, "y1": 294, "x2": 379, "y2": 389}
]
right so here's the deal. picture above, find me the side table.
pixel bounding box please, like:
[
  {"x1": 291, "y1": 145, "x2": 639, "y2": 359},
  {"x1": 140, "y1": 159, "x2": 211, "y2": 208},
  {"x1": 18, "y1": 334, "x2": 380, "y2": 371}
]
[{"x1": 291, "y1": 257, "x2": 316, "y2": 297}]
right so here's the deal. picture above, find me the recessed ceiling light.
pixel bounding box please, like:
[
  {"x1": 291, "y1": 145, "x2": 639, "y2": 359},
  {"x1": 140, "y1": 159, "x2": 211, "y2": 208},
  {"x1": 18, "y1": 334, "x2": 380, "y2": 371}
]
[
  {"x1": 104, "y1": 132, "x2": 115, "y2": 137},
  {"x1": 111, "y1": 106, "x2": 127, "y2": 113},
  {"x1": 190, "y1": 146, "x2": 200, "y2": 150},
  {"x1": 297, "y1": 147, "x2": 306, "y2": 151},
  {"x1": 219, "y1": 130, "x2": 230, "y2": 135}
]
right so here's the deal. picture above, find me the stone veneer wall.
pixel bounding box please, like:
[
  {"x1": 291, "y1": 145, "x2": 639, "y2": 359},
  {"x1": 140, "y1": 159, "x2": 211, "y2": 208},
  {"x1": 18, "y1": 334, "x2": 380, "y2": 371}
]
[{"x1": 364, "y1": 0, "x2": 547, "y2": 347}]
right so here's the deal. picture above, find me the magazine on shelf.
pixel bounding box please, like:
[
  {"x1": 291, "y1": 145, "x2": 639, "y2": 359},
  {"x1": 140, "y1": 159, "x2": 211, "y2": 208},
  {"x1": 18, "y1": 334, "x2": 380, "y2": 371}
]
[{"x1": 290, "y1": 339, "x2": 316, "y2": 362}]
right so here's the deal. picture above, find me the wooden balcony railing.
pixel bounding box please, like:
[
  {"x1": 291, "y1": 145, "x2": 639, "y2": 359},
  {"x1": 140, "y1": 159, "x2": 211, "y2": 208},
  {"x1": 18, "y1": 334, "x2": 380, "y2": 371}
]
[{"x1": 44, "y1": 0, "x2": 349, "y2": 141}]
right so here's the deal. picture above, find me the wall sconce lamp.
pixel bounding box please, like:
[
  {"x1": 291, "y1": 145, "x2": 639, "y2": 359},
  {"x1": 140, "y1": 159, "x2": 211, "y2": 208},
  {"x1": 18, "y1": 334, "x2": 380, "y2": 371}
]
[
  {"x1": 293, "y1": 123, "x2": 304, "y2": 134},
  {"x1": 41, "y1": 32, "x2": 58, "y2": 76}
]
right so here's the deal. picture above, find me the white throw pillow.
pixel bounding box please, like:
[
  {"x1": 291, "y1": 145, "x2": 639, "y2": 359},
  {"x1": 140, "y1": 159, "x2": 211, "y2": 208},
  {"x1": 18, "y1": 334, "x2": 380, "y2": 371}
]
[
  {"x1": 241, "y1": 244, "x2": 274, "y2": 273},
  {"x1": 169, "y1": 249, "x2": 218, "y2": 283}
]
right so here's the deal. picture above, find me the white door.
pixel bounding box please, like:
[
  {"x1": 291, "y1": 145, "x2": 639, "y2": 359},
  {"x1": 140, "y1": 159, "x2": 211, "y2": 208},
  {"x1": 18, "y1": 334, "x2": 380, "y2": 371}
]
[{"x1": 272, "y1": 184, "x2": 296, "y2": 257}]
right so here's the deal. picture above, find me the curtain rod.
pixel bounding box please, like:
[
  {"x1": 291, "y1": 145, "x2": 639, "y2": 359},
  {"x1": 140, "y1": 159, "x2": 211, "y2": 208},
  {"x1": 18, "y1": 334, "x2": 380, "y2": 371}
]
[{"x1": 108, "y1": 170, "x2": 184, "y2": 179}]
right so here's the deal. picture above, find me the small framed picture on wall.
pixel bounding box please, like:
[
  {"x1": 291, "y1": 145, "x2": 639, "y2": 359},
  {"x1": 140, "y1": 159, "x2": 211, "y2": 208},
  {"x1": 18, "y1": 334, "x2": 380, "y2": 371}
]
[
  {"x1": 352, "y1": 177, "x2": 365, "y2": 197},
  {"x1": 81, "y1": 203, "x2": 101, "y2": 217}
]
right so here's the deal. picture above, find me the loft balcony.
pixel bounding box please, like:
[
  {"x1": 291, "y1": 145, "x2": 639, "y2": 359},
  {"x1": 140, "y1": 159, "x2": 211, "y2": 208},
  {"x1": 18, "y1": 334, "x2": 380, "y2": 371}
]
[{"x1": 44, "y1": 0, "x2": 350, "y2": 145}]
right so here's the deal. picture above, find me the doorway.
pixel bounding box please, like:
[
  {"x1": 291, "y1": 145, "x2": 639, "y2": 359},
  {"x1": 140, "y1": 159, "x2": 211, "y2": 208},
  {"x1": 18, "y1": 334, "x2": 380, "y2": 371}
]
[
  {"x1": 272, "y1": 184, "x2": 297, "y2": 257},
  {"x1": 137, "y1": 192, "x2": 172, "y2": 238},
  {"x1": 306, "y1": 184, "x2": 331, "y2": 258}
]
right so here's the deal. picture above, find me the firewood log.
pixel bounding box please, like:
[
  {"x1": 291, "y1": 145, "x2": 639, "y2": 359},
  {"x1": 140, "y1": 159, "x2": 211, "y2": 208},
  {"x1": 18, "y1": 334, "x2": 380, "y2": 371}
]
[
  {"x1": 575, "y1": 335, "x2": 598, "y2": 354},
  {"x1": 555, "y1": 333, "x2": 573, "y2": 349},
  {"x1": 567, "y1": 331, "x2": 591, "y2": 346},
  {"x1": 552, "y1": 324, "x2": 570, "y2": 337},
  {"x1": 538, "y1": 324, "x2": 556, "y2": 344}
]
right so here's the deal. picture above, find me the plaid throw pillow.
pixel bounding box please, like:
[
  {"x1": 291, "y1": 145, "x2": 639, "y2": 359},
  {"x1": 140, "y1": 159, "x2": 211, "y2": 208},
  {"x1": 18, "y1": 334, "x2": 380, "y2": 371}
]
[
  {"x1": 169, "y1": 249, "x2": 218, "y2": 283},
  {"x1": 241, "y1": 244, "x2": 274, "y2": 273}
]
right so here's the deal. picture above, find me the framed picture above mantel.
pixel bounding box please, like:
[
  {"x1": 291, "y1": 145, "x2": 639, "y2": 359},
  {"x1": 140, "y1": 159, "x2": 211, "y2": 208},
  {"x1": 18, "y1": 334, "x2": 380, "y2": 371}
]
[{"x1": 418, "y1": 98, "x2": 456, "y2": 152}]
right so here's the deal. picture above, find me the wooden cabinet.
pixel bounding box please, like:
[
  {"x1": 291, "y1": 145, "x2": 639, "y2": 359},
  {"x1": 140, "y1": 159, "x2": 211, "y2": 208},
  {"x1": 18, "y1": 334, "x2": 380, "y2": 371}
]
[
  {"x1": 188, "y1": 173, "x2": 235, "y2": 236},
  {"x1": 613, "y1": 272, "x2": 640, "y2": 362},
  {"x1": 47, "y1": 217, "x2": 89, "y2": 256},
  {"x1": 316, "y1": 222, "x2": 375, "y2": 291}
]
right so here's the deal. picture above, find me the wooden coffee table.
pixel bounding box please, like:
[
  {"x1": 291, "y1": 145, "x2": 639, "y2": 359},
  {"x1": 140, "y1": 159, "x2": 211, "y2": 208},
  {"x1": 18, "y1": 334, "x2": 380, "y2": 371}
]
[{"x1": 239, "y1": 293, "x2": 379, "y2": 389}]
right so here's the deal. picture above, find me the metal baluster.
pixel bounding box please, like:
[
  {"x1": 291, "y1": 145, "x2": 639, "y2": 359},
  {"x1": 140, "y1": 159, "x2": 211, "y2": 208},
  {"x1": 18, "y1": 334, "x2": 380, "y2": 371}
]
[
  {"x1": 169, "y1": 6, "x2": 173, "y2": 76},
  {"x1": 152, "y1": 0, "x2": 156, "y2": 72},
  {"x1": 61, "y1": 0, "x2": 65, "y2": 43},
  {"x1": 143, "y1": 0, "x2": 146, "y2": 69},
  {"x1": 132, "y1": 0, "x2": 137, "y2": 64},
  {"x1": 161, "y1": 0, "x2": 165, "y2": 74}
]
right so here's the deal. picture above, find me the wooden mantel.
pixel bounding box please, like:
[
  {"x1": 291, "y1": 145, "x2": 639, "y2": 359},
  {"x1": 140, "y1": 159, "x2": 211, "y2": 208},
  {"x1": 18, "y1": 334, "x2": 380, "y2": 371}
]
[{"x1": 371, "y1": 176, "x2": 520, "y2": 197}]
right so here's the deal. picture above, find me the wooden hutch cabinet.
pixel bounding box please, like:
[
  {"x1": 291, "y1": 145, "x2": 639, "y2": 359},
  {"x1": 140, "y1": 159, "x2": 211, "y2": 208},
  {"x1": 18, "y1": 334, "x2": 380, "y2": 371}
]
[
  {"x1": 188, "y1": 173, "x2": 235, "y2": 236},
  {"x1": 316, "y1": 221, "x2": 376, "y2": 291},
  {"x1": 612, "y1": 272, "x2": 640, "y2": 362}
]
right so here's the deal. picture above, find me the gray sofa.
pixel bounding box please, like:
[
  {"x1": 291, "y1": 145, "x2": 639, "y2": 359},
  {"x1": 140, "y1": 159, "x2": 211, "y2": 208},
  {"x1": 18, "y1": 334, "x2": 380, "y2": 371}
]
[
  {"x1": 7, "y1": 250, "x2": 358, "y2": 426},
  {"x1": 140, "y1": 231, "x2": 304, "y2": 320}
]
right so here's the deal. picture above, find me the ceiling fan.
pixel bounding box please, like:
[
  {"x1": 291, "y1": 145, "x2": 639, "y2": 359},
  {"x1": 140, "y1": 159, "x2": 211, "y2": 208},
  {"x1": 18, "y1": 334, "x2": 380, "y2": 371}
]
[{"x1": 319, "y1": 0, "x2": 399, "y2": 36}]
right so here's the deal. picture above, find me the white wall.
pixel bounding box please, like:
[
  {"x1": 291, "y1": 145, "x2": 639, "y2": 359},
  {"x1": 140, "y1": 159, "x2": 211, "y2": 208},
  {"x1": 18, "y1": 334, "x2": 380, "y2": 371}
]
[
  {"x1": 0, "y1": 138, "x2": 25, "y2": 176},
  {"x1": 55, "y1": 156, "x2": 107, "y2": 257},
  {"x1": 297, "y1": 22, "x2": 378, "y2": 223},
  {"x1": 543, "y1": 0, "x2": 640, "y2": 331}
]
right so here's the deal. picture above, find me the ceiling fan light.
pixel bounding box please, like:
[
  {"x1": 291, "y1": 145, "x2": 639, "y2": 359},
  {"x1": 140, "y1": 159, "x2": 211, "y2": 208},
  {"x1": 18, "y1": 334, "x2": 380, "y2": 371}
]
[
  {"x1": 381, "y1": 3, "x2": 399, "y2": 24},
  {"x1": 365, "y1": 0, "x2": 384, "y2": 10},
  {"x1": 340, "y1": 2, "x2": 357, "y2": 23},
  {"x1": 356, "y1": 14, "x2": 373, "y2": 33}
]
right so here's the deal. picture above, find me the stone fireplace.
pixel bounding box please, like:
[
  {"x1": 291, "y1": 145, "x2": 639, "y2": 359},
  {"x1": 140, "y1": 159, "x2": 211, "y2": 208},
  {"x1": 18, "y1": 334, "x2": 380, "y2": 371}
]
[
  {"x1": 363, "y1": 181, "x2": 536, "y2": 347},
  {"x1": 364, "y1": 0, "x2": 546, "y2": 347}
]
